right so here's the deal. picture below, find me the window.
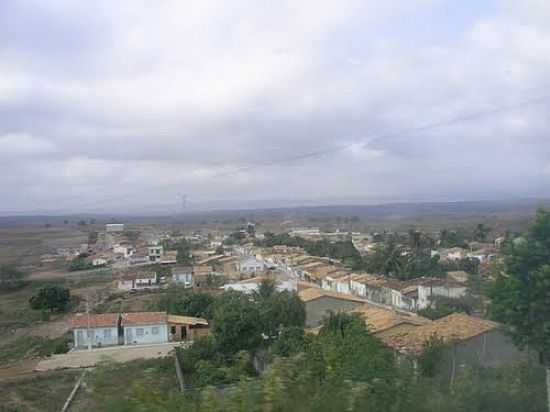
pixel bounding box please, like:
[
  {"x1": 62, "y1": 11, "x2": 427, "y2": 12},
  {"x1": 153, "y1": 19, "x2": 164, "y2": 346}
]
[
  {"x1": 136, "y1": 328, "x2": 144, "y2": 336},
  {"x1": 171, "y1": 326, "x2": 176, "y2": 334},
  {"x1": 103, "y1": 329, "x2": 112, "y2": 338},
  {"x1": 152, "y1": 326, "x2": 159, "y2": 335},
  {"x1": 87, "y1": 330, "x2": 93, "y2": 338}
]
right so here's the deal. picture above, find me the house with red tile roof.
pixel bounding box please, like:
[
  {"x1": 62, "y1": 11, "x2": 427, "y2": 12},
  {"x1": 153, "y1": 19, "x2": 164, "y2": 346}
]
[
  {"x1": 71, "y1": 313, "x2": 120, "y2": 349},
  {"x1": 122, "y1": 312, "x2": 169, "y2": 345}
]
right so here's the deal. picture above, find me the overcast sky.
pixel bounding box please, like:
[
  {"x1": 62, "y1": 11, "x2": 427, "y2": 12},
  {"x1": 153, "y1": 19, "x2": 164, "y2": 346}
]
[{"x1": 1, "y1": 0, "x2": 549, "y2": 214}]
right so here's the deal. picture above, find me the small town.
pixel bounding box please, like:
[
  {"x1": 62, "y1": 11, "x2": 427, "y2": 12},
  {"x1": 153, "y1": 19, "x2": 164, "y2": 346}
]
[
  {"x1": 2, "y1": 1, "x2": 550, "y2": 411},
  {"x1": 1, "y1": 209, "x2": 549, "y2": 411}
]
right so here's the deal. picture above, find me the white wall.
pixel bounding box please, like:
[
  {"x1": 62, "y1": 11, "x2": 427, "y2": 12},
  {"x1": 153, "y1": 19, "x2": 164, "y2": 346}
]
[
  {"x1": 124, "y1": 324, "x2": 168, "y2": 345},
  {"x1": 74, "y1": 327, "x2": 118, "y2": 349},
  {"x1": 418, "y1": 285, "x2": 468, "y2": 309}
]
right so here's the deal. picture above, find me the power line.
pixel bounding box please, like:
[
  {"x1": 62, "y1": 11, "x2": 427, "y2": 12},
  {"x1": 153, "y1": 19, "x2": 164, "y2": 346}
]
[
  {"x1": 211, "y1": 93, "x2": 550, "y2": 178},
  {"x1": 29, "y1": 92, "x2": 550, "y2": 213}
]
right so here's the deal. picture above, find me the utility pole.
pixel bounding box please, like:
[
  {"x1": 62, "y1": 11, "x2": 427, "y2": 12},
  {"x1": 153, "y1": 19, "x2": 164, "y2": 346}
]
[{"x1": 86, "y1": 296, "x2": 92, "y2": 352}]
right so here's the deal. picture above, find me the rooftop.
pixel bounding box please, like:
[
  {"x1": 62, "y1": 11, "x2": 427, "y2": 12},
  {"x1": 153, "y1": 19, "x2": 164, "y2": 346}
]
[
  {"x1": 197, "y1": 254, "x2": 225, "y2": 265},
  {"x1": 122, "y1": 312, "x2": 167, "y2": 326},
  {"x1": 351, "y1": 305, "x2": 431, "y2": 334},
  {"x1": 71, "y1": 313, "x2": 119, "y2": 329},
  {"x1": 121, "y1": 271, "x2": 157, "y2": 281},
  {"x1": 167, "y1": 315, "x2": 208, "y2": 326},
  {"x1": 298, "y1": 288, "x2": 367, "y2": 304},
  {"x1": 383, "y1": 313, "x2": 499, "y2": 354}
]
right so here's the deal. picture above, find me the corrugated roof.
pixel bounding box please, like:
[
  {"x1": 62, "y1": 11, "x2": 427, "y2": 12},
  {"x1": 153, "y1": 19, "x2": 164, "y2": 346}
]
[
  {"x1": 122, "y1": 311, "x2": 167, "y2": 326},
  {"x1": 298, "y1": 288, "x2": 368, "y2": 304},
  {"x1": 71, "y1": 313, "x2": 119, "y2": 329},
  {"x1": 167, "y1": 315, "x2": 208, "y2": 326},
  {"x1": 383, "y1": 313, "x2": 499, "y2": 354}
]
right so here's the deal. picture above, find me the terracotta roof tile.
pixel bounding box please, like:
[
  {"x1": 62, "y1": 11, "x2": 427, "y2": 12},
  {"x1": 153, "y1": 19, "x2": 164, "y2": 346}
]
[
  {"x1": 122, "y1": 311, "x2": 167, "y2": 326},
  {"x1": 167, "y1": 315, "x2": 208, "y2": 326},
  {"x1": 298, "y1": 288, "x2": 368, "y2": 304},
  {"x1": 71, "y1": 313, "x2": 119, "y2": 329},
  {"x1": 382, "y1": 313, "x2": 499, "y2": 354},
  {"x1": 351, "y1": 304, "x2": 431, "y2": 334}
]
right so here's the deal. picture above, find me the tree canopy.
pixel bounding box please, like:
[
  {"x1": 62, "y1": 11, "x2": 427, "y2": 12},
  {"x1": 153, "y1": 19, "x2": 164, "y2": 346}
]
[{"x1": 29, "y1": 286, "x2": 71, "y2": 312}]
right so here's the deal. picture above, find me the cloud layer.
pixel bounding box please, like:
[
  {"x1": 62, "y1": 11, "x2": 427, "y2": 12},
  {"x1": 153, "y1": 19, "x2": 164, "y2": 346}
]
[{"x1": 1, "y1": 0, "x2": 549, "y2": 213}]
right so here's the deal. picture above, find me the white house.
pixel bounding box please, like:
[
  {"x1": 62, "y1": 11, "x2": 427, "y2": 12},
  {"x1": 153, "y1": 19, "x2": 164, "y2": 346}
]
[
  {"x1": 92, "y1": 257, "x2": 108, "y2": 267},
  {"x1": 441, "y1": 247, "x2": 467, "y2": 261},
  {"x1": 71, "y1": 313, "x2": 120, "y2": 349},
  {"x1": 172, "y1": 266, "x2": 193, "y2": 287},
  {"x1": 114, "y1": 244, "x2": 134, "y2": 258},
  {"x1": 237, "y1": 256, "x2": 265, "y2": 274},
  {"x1": 417, "y1": 279, "x2": 468, "y2": 310},
  {"x1": 122, "y1": 312, "x2": 169, "y2": 345},
  {"x1": 223, "y1": 277, "x2": 297, "y2": 294},
  {"x1": 106, "y1": 223, "x2": 125, "y2": 233},
  {"x1": 148, "y1": 245, "x2": 164, "y2": 262},
  {"x1": 118, "y1": 272, "x2": 158, "y2": 291}
]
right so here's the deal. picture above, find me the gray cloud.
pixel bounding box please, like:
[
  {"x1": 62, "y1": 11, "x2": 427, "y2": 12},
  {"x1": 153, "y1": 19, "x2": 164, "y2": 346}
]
[{"x1": 0, "y1": 0, "x2": 549, "y2": 213}]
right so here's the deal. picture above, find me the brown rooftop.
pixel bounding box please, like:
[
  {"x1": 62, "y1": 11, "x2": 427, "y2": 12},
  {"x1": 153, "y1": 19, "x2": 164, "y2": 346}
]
[
  {"x1": 298, "y1": 288, "x2": 367, "y2": 304},
  {"x1": 122, "y1": 311, "x2": 167, "y2": 326},
  {"x1": 167, "y1": 315, "x2": 208, "y2": 326},
  {"x1": 71, "y1": 313, "x2": 119, "y2": 329},
  {"x1": 351, "y1": 305, "x2": 431, "y2": 334},
  {"x1": 383, "y1": 313, "x2": 499, "y2": 354}
]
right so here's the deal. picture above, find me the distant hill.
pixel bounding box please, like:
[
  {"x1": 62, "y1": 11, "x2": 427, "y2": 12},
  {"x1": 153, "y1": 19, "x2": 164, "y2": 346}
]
[{"x1": 1, "y1": 198, "x2": 549, "y2": 227}]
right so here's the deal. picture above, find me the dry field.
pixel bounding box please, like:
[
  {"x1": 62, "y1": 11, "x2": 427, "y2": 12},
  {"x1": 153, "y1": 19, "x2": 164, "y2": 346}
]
[{"x1": 0, "y1": 225, "x2": 87, "y2": 266}]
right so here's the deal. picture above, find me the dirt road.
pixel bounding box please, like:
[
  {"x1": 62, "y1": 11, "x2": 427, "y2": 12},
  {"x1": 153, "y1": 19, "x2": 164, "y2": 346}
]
[{"x1": 35, "y1": 342, "x2": 187, "y2": 371}]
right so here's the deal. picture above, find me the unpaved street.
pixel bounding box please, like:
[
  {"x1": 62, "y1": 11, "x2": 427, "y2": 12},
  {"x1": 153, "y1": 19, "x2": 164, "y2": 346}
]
[{"x1": 35, "y1": 342, "x2": 187, "y2": 371}]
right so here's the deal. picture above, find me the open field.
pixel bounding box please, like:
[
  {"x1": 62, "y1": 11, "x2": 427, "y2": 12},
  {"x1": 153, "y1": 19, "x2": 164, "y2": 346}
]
[
  {"x1": 0, "y1": 369, "x2": 83, "y2": 412},
  {"x1": 0, "y1": 270, "x2": 115, "y2": 371},
  {"x1": 0, "y1": 225, "x2": 87, "y2": 266}
]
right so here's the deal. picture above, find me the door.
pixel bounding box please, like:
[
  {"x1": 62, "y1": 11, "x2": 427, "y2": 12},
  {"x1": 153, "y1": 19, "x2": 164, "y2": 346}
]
[
  {"x1": 125, "y1": 328, "x2": 133, "y2": 344},
  {"x1": 77, "y1": 330, "x2": 85, "y2": 347}
]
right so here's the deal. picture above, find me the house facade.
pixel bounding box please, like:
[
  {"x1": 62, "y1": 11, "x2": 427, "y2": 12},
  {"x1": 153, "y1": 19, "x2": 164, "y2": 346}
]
[
  {"x1": 118, "y1": 272, "x2": 158, "y2": 291},
  {"x1": 71, "y1": 313, "x2": 120, "y2": 349},
  {"x1": 167, "y1": 315, "x2": 209, "y2": 342},
  {"x1": 148, "y1": 245, "x2": 164, "y2": 262},
  {"x1": 172, "y1": 266, "x2": 193, "y2": 287},
  {"x1": 237, "y1": 256, "x2": 265, "y2": 274},
  {"x1": 299, "y1": 288, "x2": 367, "y2": 327},
  {"x1": 122, "y1": 312, "x2": 169, "y2": 345}
]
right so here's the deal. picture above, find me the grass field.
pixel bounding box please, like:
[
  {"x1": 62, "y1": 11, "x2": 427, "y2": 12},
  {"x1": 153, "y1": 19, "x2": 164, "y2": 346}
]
[
  {"x1": 0, "y1": 271, "x2": 115, "y2": 368},
  {"x1": 71, "y1": 358, "x2": 178, "y2": 411},
  {"x1": 0, "y1": 369, "x2": 83, "y2": 412},
  {"x1": 0, "y1": 225, "x2": 87, "y2": 267}
]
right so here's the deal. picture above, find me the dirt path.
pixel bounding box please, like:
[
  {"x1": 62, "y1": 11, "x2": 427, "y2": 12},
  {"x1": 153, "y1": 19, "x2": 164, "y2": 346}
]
[
  {"x1": 35, "y1": 342, "x2": 185, "y2": 371},
  {"x1": 0, "y1": 359, "x2": 40, "y2": 382},
  {"x1": 28, "y1": 267, "x2": 111, "y2": 281}
]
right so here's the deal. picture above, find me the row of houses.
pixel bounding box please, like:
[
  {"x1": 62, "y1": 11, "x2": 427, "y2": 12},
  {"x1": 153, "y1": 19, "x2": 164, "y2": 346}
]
[
  {"x1": 298, "y1": 287, "x2": 529, "y2": 380},
  {"x1": 71, "y1": 311, "x2": 209, "y2": 349},
  {"x1": 253, "y1": 246, "x2": 468, "y2": 313}
]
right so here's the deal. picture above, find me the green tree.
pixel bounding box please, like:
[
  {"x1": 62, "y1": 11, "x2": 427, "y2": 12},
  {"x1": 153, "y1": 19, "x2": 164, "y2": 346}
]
[
  {"x1": 473, "y1": 223, "x2": 491, "y2": 242},
  {"x1": 417, "y1": 334, "x2": 447, "y2": 377},
  {"x1": 29, "y1": 286, "x2": 71, "y2": 312},
  {"x1": 68, "y1": 256, "x2": 94, "y2": 271},
  {"x1": 155, "y1": 287, "x2": 214, "y2": 319},
  {"x1": 211, "y1": 291, "x2": 263, "y2": 355},
  {"x1": 255, "y1": 285, "x2": 305, "y2": 340},
  {"x1": 271, "y1": 326, "x2": 306, "y2": 357},
  {"x1": 489, "y1": 209, "x2": 550, "y2": 412}
]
